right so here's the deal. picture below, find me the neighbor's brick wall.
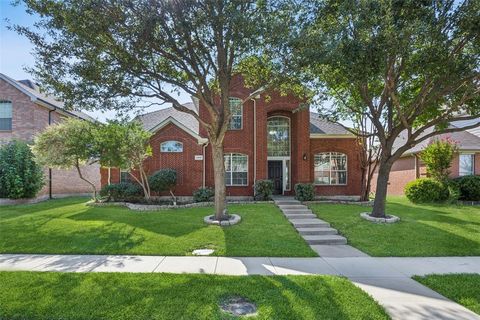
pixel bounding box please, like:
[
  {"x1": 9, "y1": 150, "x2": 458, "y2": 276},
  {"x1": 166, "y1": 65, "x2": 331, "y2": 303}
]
[
  {"x1": 310, "y1": 138, "x2": 363, "y2": 196},
  {"x1": 0, "y1": 77, "x2": 100, "y2": 196}
]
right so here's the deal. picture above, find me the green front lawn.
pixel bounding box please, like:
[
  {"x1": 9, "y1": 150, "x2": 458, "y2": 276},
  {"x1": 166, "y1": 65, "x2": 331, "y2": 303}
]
[
  {"x1": 0, "y1": 272, "x2": 389, "y2": 320},
  {"x1": 414, "y1": 274, "x2": 480, "y2": 315},
  {"x1": 0, "y1": 198, "x2": 316, "y2": 257},
  {"x1": 309, "y1": 197, "x2": 480, "y2": 256}
]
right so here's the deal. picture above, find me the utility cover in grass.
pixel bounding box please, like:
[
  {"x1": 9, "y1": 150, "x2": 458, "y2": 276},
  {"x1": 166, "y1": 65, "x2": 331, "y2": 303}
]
[
  {"x1": 192, "y1": 249, "x2": 214, "y2": 256},
  {"x1": 220, "y1": 296, "x2": 257, "y2": 317}
]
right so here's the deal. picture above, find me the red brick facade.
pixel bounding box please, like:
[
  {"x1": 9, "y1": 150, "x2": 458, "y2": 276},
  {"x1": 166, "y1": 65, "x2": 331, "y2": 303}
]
[
  {"x1": 102, "y1": 77, "x2": 363, "y2": 199},
  {"x1": 0, "y1": 77, "x2": 101, "y2": 198},
  {"x1": 371, "y1": 153, "x2": 480, "y2": 195}
]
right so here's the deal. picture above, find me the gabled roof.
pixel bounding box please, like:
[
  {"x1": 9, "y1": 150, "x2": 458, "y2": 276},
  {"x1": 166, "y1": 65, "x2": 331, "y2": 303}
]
[
  {"x1": 0, "y1": 73, "x2": 95, "y2": 122},
  {"x1": 394, "y1": 117, "x2": 480, "y2": 156},
  {"x1": 309, "y1": 112, "x2": 353, "y2": 136}
]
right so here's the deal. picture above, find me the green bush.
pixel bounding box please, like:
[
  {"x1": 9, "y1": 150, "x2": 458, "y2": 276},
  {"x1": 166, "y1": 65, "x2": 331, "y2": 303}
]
[
  {"x1": 254, "y1": 180, "x2": 273, "y2": 201},
  {"x1": 420, "y1": 138, "x2": 458, "y2": 181},
  {"x1": 294, "y1": 183, "x2": 315, "y2": 201},
  {"x1": 99, "y1": 182, "x2": 143, "y2": 201},
  {"x1": 404, "y1": 178, "x2": 448, "y2": 203},
  {"x1": 149, "y1": 169, "x2": 177, "y2": 193},
  {"x1": 193, "y1": 187, "x2": 214, "y2": 202},
  {"x1": 0, "y1": 140, "x2": 44, "y2": 199},
  {"x1": 455, "y1": 175, "x2": 480, "y2": 201}
]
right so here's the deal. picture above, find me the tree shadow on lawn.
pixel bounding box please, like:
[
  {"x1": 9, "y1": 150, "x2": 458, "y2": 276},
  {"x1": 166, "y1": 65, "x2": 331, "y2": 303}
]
[{"x1": 0, "y1": 272, "x2": 385, "y2": 320}]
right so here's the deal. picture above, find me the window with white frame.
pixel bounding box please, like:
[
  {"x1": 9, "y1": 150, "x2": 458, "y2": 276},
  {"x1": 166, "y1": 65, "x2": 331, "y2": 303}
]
[
  {"x1": 120, "y1": 170, "x2": 130, "y2": 183},
  {"x1": 224, "y1": 153, "x2": 248, "y2": 186},
  {"x1": 228, "y1": 97, "x2": 242, "y2": 130},
  {"x1": 314, "y1": 152, "x2": 347, "y2": 185},
  {"x1": 160, "y1": 140, "x2": 183, "y2": 152},
  {"x1": 267, "y1": 116, "x2": 290, "y2": 157},
  {"x1": 459, "y1": 154, "x2": 475, "y2": 176},
  {"x1": 0, "y1": 100, "x2": 12, "y2": 131}
]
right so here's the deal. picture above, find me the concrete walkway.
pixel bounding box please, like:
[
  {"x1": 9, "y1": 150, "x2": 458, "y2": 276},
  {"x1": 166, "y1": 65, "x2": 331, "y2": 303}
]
[{"x1": 1, "y1": 254, "x2": 479, "y2": 319}]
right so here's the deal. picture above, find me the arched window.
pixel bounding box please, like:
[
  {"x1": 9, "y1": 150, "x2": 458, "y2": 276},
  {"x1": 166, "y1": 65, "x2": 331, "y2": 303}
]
[
  {"x1": 314, "y1": 152, "x2": 347, "y2": 185},
  {"x1": 228, "y1": 97, "x2": 243, "y2": 130},
  {"x1": 267, "y1": 116, "x2": 290, "y2": 157},
  {"x1": 0, "y1": 100, "x2": 12, "y2": 131},
  {"x1": 224, "y1": 153, "x2": 248, "y2": 186},
  {"x1": 160, "y1": 140, "x2": 183, "y2": 153}
]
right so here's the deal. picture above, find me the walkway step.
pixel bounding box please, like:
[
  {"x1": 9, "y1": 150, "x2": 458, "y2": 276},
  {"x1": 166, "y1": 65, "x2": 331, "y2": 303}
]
[
  {"x1": 290, "y1": 219, "x2": 330, "y2": 228},
  {"x1": 298, "y1": 227, "x2": 338, "y2": 235},
  {"x1": 274, "y1": 200, "x2": 300, "y2": 205},
  {"x1": 303, "y1": 235, "x2": 347, "y2": 245},
  {"x1": 282, "y1": 209, "x2": 313, "y2": 214},
  {"x1": 278, "y1": 205, "x2": 307, "y2": 210},
  {"x1": 285, "y1": 213, "x2": 317, "y2": 219}
]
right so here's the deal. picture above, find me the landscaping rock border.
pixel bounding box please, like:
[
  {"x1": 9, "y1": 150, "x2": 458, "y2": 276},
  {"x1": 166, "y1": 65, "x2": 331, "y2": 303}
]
[
  {"x1": 304, "y1": 200, "x2": 374, "y2": 206},
  {"x1": 204, "y1": 214, "x2": 241, "y2": 226},
  {"x1": 88, "y1": 200, "x2": 274, "y2": 211},
  {"x1": 360, "y1": 212, "x2": 400, "y2": 223}
]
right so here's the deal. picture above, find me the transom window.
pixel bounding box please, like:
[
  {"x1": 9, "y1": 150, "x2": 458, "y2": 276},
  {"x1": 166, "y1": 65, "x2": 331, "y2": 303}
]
[
  {"x1": 228, "y1": 97, "x2": 242, "y2": 130},
  {"x1": 314, "y1": 152, "x2": 347, "y2": 185},
  {"x1": 459, "y1": 154, "x2": 475, "y2": 176},
  {"x1": 224, "y1": 153, "x2": 248, "y2": 186},
  {"x1": 0, "y1": 100, "x2": 12, "y2": 131},
  {"x1": 267, "y1": 116, "x2": 290, "y2": 157},
  {"x1": 160, "y1": 140, "x2": 183, "y2": 153}
]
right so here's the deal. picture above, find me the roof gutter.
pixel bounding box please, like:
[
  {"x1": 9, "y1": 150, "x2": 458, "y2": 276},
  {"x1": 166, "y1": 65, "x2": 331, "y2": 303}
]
[{"x1": 48, "y1": 107, "x2": 57, "y2": 199}]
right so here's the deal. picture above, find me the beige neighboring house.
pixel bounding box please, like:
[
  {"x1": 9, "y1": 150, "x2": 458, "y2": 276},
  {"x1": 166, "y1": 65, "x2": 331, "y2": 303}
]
[
  {"x1": 0, "y1": 73, "x2": 101, "y2": 199},
  {"x1": 371, "y1": 118, "x2": 480, "y2": 195}
]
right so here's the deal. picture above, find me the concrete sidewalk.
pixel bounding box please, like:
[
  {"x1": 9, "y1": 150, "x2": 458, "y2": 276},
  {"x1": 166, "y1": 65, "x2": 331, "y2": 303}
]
[{"x1": 1, "y1": 254, "x2": 479, "y2": 320}]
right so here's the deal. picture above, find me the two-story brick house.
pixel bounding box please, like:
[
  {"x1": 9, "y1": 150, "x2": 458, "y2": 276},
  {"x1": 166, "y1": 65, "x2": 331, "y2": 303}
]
[
  {"x1": 101, "y1": 76, "x2": 363, "y2": 199},
  {"x1": 0, "y1": 73, "x2": 101, "y2": 199}
]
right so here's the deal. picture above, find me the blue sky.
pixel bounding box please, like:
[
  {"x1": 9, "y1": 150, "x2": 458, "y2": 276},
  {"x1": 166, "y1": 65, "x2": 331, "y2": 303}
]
[{"x1": 0, "y1": 1, "x2": 191, "y2": 121}]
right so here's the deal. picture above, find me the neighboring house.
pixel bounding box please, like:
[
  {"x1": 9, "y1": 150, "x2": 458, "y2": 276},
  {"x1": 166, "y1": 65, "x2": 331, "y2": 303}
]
[
  {"x1": 371, "y1": 118, "x2": 480, "y2": 195},
  {"x1": 0, "y1": 73, "x2": 101, "y2": 199},
  {"x1": 101, "y1": 76, "x2": 363, "y2": 200}
]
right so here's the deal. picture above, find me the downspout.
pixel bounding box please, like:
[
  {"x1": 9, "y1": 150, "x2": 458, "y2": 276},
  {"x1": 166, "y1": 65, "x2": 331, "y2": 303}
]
[
  {"x1": 48, "y1": 108, "x2": 56, "y2": 199},
  {"x1": 253, "y1": 99, "x2": 257, "y2": 184},
  {"x1": 202, "y1": 141, "x2": 209, "y2": 188}
]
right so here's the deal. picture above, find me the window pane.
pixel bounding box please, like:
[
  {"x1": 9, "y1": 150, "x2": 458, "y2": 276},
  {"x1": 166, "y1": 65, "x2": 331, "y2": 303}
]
[
  {"x1": 267, "y1": 117, "x2": 290, "y2": 156},
  {"x1": 0, "y1": 118, "x2": 12, "y2": 131},
  {"x1": 120, "y1": 171, "x2": 130, "y2": 183},
  {"x1": 314, "y1": 171, "x2": 330, "y2": 184},
  {"x1": 224, "y1": 153, "x2": 248, "y2": 186},
  {"x1": 232, "y1": 172, "x2": 247, "y2": 185},
  {"x1": 225, "y1": 174, "x2": 232, "y2": 186},
  {"x1": 161, "y1": 141, "x2": 183, "y2": 152},
  {"x1": 0, "y1": 101, "x2": 12, "y2": 130},
  {"x1": 459, "y1": 154, "x2": 474, "y2": 176},
  {"x1": 314, "y1": 152, "x2": 347, "y2": 185},
  {"x1": 228, "y1": 97, "x2": 242, "y2": 130}
]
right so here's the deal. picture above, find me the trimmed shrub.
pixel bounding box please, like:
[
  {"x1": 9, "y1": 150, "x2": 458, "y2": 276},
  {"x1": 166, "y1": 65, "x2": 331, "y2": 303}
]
[
  {"x1": 149, "y1": 169, "x2": 177, "y2": 193},
  {"x1": 254, "y1": 180, "x2": 273, "y2": 201},
  {"x1": 445, "y1": 179, "x2": 461, "y2": 203},
  {"x1": 193, "y1": 187, "x2": 214, "y2": 202},
  {"x1": 0, "y1": 140, "x2": 44, "y2": 199},
  {"x1": 420, "y1": 138, "x2": 458, "y2": 181},
  {"x1": 455, "y1": 175, "x2": 480, "y2": 201},
  {"x1": 294, "y1": 183, "x2": 315, "y2": 201},
  {"x1": 404, "y1": 178, "x2": 448, "y2": 203},
  {"x1": 99, "y1": 182, "x2": 143, "y2": 201}
]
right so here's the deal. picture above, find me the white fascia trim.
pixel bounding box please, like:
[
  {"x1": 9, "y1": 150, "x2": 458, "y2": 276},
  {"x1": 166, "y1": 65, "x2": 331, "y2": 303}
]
[
  {"x1": 309, "y1": 134, "x2": 356, "y2": 139},
  {"x1": 150, "y1": 116, "x2": 208, "y2": 144}
]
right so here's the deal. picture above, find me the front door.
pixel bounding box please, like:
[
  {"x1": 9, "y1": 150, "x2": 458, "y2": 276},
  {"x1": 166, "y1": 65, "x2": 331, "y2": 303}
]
[{"x1": 268, "y1": 160, "x2": 283, "y2": 195}]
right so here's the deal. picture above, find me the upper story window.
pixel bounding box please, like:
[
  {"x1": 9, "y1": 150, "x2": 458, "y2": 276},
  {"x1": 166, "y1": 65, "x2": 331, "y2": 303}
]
[
  {"x1": 459, "y1": 154, "x2": 475, "y2": 176},
  {"x1": 267, "y1": 116, "x2": 290, "y2": 157},
  {"x1": 314, "y1": 152, "x2": 347, "y2": 185},
  {"x1": 224, "y1": 153, "x2": 248, "y2": 186},
  {"x1": 160, "y1": 140, "x2": 183, "y2": 153},
  {"x1": 228, "y1": 97, "x2": 242, "y2": 130},
  {"x1": 0, "y1": 100, "x2": 12, "y2": 131}
]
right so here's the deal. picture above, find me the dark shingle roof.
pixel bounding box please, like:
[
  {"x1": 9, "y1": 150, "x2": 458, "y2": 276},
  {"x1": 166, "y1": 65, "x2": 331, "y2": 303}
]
[{"x1": 309, "y1": 112, "x2": 351, "y2": 135}]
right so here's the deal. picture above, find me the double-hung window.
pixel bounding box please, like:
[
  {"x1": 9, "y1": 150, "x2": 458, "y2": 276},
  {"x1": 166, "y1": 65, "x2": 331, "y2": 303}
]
[
  {"x1": 0, "y1": 100, "x2": 12, "y2": 131},
  {"x1": 228, "y1": 97, "x2": 242, "y2": 130},
  {"x1": 314, "y1": 152, "x2": 347, "y2": 185},
  {"x1": 224, "y1": 153, "x2": 248, "y2": 186},
  {"x1": 459, "y1": 154, "x2": 475, "y2": 176}
]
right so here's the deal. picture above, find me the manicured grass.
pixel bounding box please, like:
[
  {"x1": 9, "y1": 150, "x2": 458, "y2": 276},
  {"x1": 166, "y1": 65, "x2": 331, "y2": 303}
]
[
  {"x1": 0, "y1": 198, "x2": 316, "y2": 257},
  {"x1": 309, "y1": 197, "x2": 480, "y2": 256},
  {"x1": 413, "y1": 274, "x2": 480, "y2": 315},
  {"x1": 0, "y1": 272, "x2": 389, "y2": 320}
]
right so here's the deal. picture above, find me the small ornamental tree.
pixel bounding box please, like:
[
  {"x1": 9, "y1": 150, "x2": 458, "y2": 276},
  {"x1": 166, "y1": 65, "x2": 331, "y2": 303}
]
[
  {"x1": 95, "y1": 121, "x2": 153, "y2": 200},
  {"x1": 32, "y1": 118, "x2": 98, "y2": 199},
  {"x1": 420, "y1": 138, "x2": 458, "y2": 181},
  {"x1": 0, "y1": 140, "x2": 44, "y2": 199}
]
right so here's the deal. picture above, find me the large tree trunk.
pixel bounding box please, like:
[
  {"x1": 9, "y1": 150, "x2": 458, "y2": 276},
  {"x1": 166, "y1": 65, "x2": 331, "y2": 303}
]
[
  {"x1": 371, "y1": 159, "x2": 394, "y2": 218},
  {"x1": 211, "y1": 142, "x2": 227, "y2": 220}
]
